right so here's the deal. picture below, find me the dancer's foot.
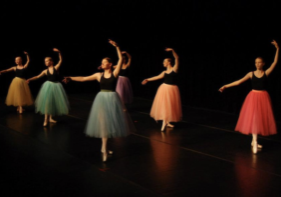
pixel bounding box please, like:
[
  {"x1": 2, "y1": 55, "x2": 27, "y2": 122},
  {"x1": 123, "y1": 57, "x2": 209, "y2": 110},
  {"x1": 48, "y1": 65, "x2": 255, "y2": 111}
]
[
  {"x1": 49, "y1": 118, "x2": 57, "y2": 123},
  {"x1": 43, "y1": 120, "x2": 48, "y2": 127},
  {"x1": 167, "y1": 123, "x2": 174, "y2": 128},
  {"x1": 101, "y1": 150, "x2": 113, "y2": 155},
  {"x1": 161, "y1": 123, "x2": 166, "y2": 131},
  {"x1": 252, "y1": 142, "x2": 258, "y2": 154},
  {"x1": 102, "y1": 152, "x2": 108, "y2": 162},
  {"x1": 19, "y1": 107, "x2": 23, "y2": 114},
  {"x1": 251, "y1": 142, "x2": 263, "y2": 149}
]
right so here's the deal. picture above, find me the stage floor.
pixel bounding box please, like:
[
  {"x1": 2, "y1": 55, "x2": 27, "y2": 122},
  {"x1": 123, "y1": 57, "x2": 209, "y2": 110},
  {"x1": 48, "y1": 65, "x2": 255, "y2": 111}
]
[{"x1": 1, "y1": 94, "x2": 281, "y2": 197}]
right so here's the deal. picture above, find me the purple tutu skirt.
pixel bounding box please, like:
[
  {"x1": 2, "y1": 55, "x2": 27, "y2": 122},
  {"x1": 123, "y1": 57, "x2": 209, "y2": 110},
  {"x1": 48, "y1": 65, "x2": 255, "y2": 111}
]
[{"x1": 116, "y1": 76, "x2": 133, "y2": 104}]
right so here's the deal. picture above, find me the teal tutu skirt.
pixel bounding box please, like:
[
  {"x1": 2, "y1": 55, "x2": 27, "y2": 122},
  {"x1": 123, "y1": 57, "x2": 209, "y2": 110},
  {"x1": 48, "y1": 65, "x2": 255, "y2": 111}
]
[
  {"x1": 35, "y1": 81, "x2": 69, "y2": 116},
  {"x1": 85, "y1": 91, "x2": 132, "y2": 138}
]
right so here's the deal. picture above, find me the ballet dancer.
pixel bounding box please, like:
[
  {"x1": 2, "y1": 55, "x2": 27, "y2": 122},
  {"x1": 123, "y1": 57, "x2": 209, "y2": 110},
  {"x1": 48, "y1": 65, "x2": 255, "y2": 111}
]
[
  {"x1": 0, "y1": 51, "x2": 33, "y2": 113},
  {"x1": 63, "y1": 40, "x2": 131, "y2": 162},
  {"x1": 219, "y1": 40, "x2": 279, "y2": 154},
  {"x1": 142, "y1": 48, "x2": 182, "y2": 131},
  {"x1": 27, "y1": 48, "x2": 69, "y2": 126}
]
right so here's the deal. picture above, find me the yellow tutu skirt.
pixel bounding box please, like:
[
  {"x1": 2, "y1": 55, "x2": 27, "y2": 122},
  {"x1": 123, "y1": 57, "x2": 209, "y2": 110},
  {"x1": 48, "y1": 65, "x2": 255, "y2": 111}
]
[{"x1": 5, "y1": 77, "x2": 34, "y2": 106}]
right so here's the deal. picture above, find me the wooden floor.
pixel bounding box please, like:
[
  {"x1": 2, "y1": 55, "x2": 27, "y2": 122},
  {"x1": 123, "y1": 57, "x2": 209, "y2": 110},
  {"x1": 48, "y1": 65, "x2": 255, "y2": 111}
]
[{"x1": 1, "y1": 94, "x2": 281, "y2": 197}]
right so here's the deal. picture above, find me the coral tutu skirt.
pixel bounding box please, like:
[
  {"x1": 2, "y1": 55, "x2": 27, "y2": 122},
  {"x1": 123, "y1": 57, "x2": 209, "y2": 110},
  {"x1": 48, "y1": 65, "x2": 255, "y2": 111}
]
[
  {"x1": 235, "y1": 90, "x2": 277, "y2": 136},
  {"x1": 85, "y1": 90, "x2": 132, "y2": 138},
  {"x1": 6, "y1": 77, "x2": 33, "y2": 106},
  {"x1": 35, "y1": 81, "x2": 69, "y2": 116},
  {"x1": 116, "y1": 76, "x2": 133, "y2": 104},
  {"x1": 150, "y1": 83, "x2": 182, "y2": 122}
]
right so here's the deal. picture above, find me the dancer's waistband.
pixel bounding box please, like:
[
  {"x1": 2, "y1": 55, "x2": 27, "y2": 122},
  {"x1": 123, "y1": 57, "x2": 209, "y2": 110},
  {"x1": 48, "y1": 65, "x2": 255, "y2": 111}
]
[
  {"x1": 252, "y1": 90, "x2": 267, "y2": 92},
  {"x1": 100, "y1": 89, "x2": 114, "y2": 92}
]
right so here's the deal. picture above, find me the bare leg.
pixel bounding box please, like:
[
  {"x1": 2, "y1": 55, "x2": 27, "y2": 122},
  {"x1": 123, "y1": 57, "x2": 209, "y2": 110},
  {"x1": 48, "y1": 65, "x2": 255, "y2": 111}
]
[
  {"x1": 101, "y1": 138, "x2": 108, "y2": 162},
  {"x1": 49, "y1": 115, "x2": 57, "y2": 123},
  {"x1": 44, "y1": 114, "x2": 49, "y2": 127}
]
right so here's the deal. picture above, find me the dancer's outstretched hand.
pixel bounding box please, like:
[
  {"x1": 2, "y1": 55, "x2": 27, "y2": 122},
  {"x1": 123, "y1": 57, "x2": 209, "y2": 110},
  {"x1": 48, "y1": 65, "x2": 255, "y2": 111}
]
[
  {"x1": 63, "y1": 77, "x2": 71, "y2": 84},
  {"x1": 165, "y1": 48, "x2": 174, "y2": 52},
  {"x1": 53, "y1": 48, "x2": 60, "y2": 52},
  {"x1": 23, "y1": 51, "x2": 28, "y2": 55},
  {"x1": 26, "y1": 79, "x2": 31, "y2": 84},
  {"x1": 141, "y1": 79, "x2": 148, "y2": 85},
  {"x1": 109, "y1": 39, "x2": 118, "y2": 47},
  {"x1": 219, "y1": 86, "x2": 226, "y2": 92},
  {"x1": 271, "y1": 40, "x2": 279, "y2": 49}
]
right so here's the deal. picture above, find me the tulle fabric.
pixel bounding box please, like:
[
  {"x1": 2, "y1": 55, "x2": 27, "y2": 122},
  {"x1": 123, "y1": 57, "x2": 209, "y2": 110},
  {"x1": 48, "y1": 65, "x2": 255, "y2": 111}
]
[
  {"x1": 150, "y1": 83, "x2": 182, "y2": 122},
  {"x1": 35, "y1": 81, "x2": 69, "y2": 116},
  {"x1": 5, "y1": 77, "x2": 33, "y2": 106},
  {"x1": 116, "y1": 76, "x2": 133, "y2": 104},
  {"x1": 85, "y1": 91, "x2": 132, "y2": 138},
  {"x1": 235, "y1": 90, "x2": 277, "y2": 136}
]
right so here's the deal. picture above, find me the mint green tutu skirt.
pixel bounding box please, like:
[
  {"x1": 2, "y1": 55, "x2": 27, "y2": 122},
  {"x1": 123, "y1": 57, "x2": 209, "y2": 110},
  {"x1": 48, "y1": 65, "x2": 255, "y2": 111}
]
[
  {"x1": 35, "y1": 81, "x2": 69, "y2": 116},
  {"x1": 85, "y1": 91, "x2": 132, "y2": 138}
]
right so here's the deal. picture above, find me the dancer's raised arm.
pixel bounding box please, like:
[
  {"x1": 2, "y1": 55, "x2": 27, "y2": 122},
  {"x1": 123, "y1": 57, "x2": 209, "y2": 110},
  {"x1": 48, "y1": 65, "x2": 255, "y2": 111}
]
[
  {"x1": 141, "y1": 71, "x2": 165, "y2": 85},
  {"x1": 23, "y1": 51, "x2": 30, "y2": 69},
  {"x1": 265, "y1": 40, "x2": 279, "y2": 76},
  {"x1": 122, "y1": 51, "x2": 132, "y2": 68},
  {"x1": 53, "y1": 48, "x2": 62, "y2": 70},
  {"x1": 165, "y1": 48, "x2": 179, "y2": 73},
  {"x1": 109, "y1": 40, "x2": 123, "y2": 77},
  {"x1": 219, "y1": 72, "x2": 252, "y2": 92}
]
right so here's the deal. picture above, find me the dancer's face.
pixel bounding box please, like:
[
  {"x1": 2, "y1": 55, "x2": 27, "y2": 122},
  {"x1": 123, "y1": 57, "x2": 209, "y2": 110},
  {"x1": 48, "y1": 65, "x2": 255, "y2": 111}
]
[
  {"x1": 255, "y1": 58, "x2": 265, "y2": 70},
  {"x1": 163, "y1": 59, "x2": 170, "y2": 67},
  {"x1": 45, "y1": 58, "x2": 53, "y2": 67},
  {"x1": 15, "y1": 57, "x2": 22, "y2": 65},
  {"x1": 101, "y1": 59, "x2": 112, "y2": 69}
]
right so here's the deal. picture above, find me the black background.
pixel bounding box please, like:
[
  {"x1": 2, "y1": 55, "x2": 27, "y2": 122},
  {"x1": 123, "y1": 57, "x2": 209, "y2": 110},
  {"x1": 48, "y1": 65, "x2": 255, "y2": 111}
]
[{"x1": 1, "y1": 0, "x2": 281, "y2": 117}]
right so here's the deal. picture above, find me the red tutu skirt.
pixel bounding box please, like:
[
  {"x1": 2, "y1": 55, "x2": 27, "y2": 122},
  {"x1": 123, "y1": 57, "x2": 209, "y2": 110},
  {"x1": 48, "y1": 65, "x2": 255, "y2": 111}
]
[
  {"x1": 235, "y1": 90, "x2": 277, "y2": 136},
  {"x1": 150, "y1": 83, "x2": 182, "y2": 122}
]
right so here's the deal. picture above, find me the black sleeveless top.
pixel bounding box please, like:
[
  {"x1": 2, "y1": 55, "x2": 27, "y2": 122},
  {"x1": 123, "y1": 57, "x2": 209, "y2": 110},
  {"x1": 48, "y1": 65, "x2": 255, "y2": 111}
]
[
  {"x1": 15, "y1": 67, "x2": 26, "y2": 79},
  {"x1": 100, "y1": 73, "x2": 117, "y2": 91},
  {"x1": 119, "y1": 68, "x2": 128, "y2": 77},
  {"x1": 164, "y1": 71, "x2": 177, "y2": 85},
  {"x1": 47, "y1": 68, "x2": 60, "y2": 82},
  {"x1": 251, "y1": 71, "x2": 267, "y2": 90}
]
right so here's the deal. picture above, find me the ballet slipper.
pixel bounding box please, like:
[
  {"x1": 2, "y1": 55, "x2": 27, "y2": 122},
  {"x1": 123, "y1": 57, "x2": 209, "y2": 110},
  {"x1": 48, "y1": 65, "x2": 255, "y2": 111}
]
[
  {"x1": 252, "y1": 142, "x2": 258, "y2": 154},
  {"x1": 102, "y1": 152, "x2": 108, "y2": 162},
  {"x1": 167, "y1": 123, "x2": 174, "y2": 128},
  {"x1": 251, "y1": 142, "x2": 263, "y2": 149},
  {"x1": 43, "y1": 120, "x2": 48, "y2": 127},
  {"x1": 49, "y1": 118, "x2": 57, "y2": 123}
]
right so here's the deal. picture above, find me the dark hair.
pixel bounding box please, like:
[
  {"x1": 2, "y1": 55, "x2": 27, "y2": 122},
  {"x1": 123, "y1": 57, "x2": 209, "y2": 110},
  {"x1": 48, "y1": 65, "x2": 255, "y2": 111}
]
[
  {"x1": 103, "y1": 57, "x2": 113, "y2": 63},
  {"x1": 255, "y1": 57, "x2": 265, "y2": 63}
]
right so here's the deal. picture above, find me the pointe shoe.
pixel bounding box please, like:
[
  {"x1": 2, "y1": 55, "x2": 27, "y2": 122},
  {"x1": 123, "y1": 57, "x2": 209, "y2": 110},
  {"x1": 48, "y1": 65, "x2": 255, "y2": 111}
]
[
  {"x1": 43, "y1": 120, "x2": 48, "y2": 127},
  {"x1": 102, "y1": 152, "x2": 108, "y2": 162},
  {"x1": 167, "y1": 123, "x2": 174, "y2": 128},
  {"x1": 251, "y1": 142, "x2": 263, "y2": 149},
  {"x1": 108, "y1": 150, "x2": 113, "y2": 155},
  {"x1": 252, "y1": 142, "x2": 258, "y2": 154},
  {"x1": 49, "y1": 118, "x2": 57, "y2": 123}
]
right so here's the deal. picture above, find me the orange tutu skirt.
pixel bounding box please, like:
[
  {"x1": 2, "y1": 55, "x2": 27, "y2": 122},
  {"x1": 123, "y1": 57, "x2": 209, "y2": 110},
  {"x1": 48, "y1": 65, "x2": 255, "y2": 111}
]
[
  {"x1": 5, "y1": 77, "x2": 33, "y2": 107},
  {"x1": 150, "y1": 83, "x2": 182, "y2": 122},
  {"x1": 235, "y1": 90, "x2": 277, "y2": 136}
]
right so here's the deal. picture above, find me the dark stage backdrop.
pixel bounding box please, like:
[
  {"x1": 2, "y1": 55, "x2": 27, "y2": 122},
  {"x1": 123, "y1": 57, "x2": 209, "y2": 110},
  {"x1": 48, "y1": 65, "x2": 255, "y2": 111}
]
[{"x1": 1, "y1": 0, "x2": 281, "y2": 118}]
